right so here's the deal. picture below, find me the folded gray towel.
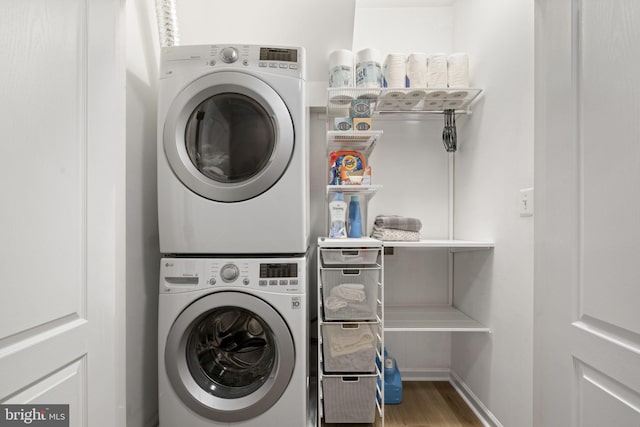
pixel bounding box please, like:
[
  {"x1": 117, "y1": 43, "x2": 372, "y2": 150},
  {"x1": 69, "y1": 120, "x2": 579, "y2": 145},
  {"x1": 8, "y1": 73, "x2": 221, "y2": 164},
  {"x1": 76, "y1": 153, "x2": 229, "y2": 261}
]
[
  {"x1": 371, "y1": 225, "x2": 420, "y2": 241},
  {"x1": 373, "y1": 215, "x2": 422, "y2": 232}
]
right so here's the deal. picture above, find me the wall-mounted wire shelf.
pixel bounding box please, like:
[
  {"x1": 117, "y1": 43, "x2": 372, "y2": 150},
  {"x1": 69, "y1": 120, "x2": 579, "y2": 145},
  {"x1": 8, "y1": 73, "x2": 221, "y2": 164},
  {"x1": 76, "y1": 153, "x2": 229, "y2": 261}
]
[
  {"x1": 327, "y1": 87, "x2": 482, "y2": 117},
  {"x1": 327, "y1": 87, "x2": 482, "y2": 153}
]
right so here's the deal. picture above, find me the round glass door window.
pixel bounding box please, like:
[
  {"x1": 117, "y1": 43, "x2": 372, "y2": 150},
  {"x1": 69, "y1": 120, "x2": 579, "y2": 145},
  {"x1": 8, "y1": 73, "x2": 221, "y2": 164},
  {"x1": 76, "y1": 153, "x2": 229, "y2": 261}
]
[
  {"x1": 163, "y1": 291, "x2": 295, "y2": 422},
  {"x1": 162, "y1": 72, "x2": 295, "y2": 202},
  {"x1": 186, "y1": 306, "x2": 276, "y2": 399},
  {"x1": 184, "y1": 94, "x2": 276, "y2": 184}
]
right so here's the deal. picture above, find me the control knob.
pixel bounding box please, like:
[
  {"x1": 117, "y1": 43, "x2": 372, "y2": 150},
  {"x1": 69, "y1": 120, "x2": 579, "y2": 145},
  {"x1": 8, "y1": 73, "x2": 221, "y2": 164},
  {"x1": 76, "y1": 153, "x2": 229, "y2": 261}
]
[
  {"x1": 220, "y1": 47, "x2": 238, "y2": 63},
  {"x1": 220, "y1": 263, "x2": 239, "y2": 283}
]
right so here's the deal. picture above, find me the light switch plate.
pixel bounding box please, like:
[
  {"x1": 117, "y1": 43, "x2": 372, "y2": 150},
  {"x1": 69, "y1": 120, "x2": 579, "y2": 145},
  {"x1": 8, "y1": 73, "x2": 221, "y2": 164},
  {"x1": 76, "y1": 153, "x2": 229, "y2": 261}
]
[{"x1": 520, "y1": 188, "x2": 534, "y2": 217}]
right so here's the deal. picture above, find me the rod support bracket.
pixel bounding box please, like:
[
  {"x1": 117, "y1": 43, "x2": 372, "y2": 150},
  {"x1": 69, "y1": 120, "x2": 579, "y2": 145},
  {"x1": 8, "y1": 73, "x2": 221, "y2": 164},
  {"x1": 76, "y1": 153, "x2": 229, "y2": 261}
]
[{"x1": 442, "y1": 109, "x2": 457, "y2": 152}]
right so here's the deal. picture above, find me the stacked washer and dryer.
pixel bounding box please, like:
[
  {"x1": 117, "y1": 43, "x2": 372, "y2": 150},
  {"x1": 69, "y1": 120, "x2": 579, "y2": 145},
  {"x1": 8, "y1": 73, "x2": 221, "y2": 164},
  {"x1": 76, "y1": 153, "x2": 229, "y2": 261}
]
[{"x1": 156, "y1": 44, "x2": 310, "y2": 427}]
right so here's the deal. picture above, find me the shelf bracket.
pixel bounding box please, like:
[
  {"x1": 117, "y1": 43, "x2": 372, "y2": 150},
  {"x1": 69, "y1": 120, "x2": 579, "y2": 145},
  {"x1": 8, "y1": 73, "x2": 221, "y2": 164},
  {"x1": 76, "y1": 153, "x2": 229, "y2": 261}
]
[{"x1": 442, "y1": 109, "x2": 457, "y2": 152}]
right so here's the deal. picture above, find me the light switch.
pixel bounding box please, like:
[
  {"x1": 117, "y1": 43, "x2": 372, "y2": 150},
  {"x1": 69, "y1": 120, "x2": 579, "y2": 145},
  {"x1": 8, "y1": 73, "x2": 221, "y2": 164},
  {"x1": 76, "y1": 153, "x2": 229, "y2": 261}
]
[{"x1": 520, "y1": 188, "x2": 534, "y2": 217}]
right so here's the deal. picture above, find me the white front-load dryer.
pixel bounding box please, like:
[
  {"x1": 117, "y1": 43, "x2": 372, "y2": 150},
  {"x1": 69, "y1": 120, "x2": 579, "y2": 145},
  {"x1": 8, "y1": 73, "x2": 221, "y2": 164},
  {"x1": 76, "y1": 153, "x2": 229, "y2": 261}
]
[
  {"x1": 157, "y1": 44, "x2": 309, "y2": 255},
  {"x1": 158, "y1": 256, "x2": 308, "y2": 427}
]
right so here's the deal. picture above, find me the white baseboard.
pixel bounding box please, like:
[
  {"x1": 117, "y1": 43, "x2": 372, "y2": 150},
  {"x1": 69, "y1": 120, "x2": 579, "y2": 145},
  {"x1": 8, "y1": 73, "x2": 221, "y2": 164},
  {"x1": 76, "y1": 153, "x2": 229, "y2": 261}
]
[
  {"x1": 449, "y1": 371, "x2": 503, "y2": 427},
  {"x1": 399, "y1": 368, "x2": 450, "y2": 381}
]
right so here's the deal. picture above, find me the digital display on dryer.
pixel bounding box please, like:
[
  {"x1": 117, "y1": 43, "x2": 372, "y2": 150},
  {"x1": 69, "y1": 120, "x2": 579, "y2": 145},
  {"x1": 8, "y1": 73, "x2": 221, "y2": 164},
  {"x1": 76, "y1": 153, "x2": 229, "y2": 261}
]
[
  {"x1": 259, "y1": 48, "x2": 298, "y2": 63},
  {"x1": 260, "y1": 263, "x2": 298, "y2": 278}
]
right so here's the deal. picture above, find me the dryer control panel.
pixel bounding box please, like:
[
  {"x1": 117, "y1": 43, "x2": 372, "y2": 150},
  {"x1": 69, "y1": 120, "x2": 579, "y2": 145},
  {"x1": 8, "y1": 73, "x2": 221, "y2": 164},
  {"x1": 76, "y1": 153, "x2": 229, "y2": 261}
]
[
  {"x1": 159, "y1": 44, "x2": 306, "y2": 81},
  {"x1": 160, "y1": 257, "x2": 307, "y2": 295}
]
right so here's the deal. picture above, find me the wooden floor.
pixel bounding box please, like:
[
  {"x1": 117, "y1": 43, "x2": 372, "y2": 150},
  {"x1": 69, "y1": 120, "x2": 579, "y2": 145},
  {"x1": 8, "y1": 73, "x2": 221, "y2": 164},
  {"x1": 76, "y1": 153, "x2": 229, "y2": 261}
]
[{"x1": 323, "y1": 381, "x2": 484, "y2": 427}]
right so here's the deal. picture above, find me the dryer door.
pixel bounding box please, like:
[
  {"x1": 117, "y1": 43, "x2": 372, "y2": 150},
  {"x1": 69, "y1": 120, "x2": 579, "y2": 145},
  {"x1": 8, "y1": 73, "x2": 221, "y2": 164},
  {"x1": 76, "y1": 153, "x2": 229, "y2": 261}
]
[
  {"x1": 164, "y1": 291, "x2": 295, "y2": 422},
  {"x1": 163, "y1": 71, "x2": 295, "y2": 202}
]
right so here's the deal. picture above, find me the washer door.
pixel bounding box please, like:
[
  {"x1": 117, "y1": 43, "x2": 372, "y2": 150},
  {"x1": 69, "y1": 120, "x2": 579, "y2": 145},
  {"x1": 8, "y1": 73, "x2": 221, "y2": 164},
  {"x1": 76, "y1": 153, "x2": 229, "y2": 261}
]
[
  {"x1": 163, "y1": 71, "x2": 295, "y2": 202},
  {"x1": 165, "y1": 292, "x2": 295, "y2": 422}
]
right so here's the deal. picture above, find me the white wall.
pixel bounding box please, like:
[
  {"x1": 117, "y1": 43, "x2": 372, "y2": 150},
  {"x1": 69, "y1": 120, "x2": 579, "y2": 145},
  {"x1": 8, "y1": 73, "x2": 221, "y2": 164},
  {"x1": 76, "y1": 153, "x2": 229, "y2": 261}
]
[
  {"x1": 176, "y1": 0, "x2": 356, "y2": 106},
  {"x1": 451, "y1": 1, "x2": 534, "y2": 426},
  {"x1": 353, "y1": 1, "x2": 454, "y2": 54},
  {"x1": 125, "y1": 1, "x2": 160, "y2": 426}
]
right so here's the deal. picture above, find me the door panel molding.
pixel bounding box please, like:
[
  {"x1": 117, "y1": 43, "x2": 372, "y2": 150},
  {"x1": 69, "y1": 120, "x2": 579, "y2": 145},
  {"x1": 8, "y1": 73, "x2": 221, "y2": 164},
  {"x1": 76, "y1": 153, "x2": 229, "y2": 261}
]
[
  {"x1": 576, "y1": 0, "x2": 640, "y2": 336},
  {"x1": 574, "y1": 316, "x2": 640, "y2": 356},
  {"x1": 0, "y1": 314, "x2": 84, "y2": 354},
  {"x1": 5, "y1": 359, "x2": 86, "y2": 427},
  {"x1": 575, "y1": 360, "x2": 640, "y2": 425},
  {"x1": 0, "y1": 318, "x2": 88, "y2": 400},
  {"x1": 0, "y1": 0, "x2": 88, "y2": 341},
  {"x1": 5, "y1": 358, "x2": 85, "y2": 403}
]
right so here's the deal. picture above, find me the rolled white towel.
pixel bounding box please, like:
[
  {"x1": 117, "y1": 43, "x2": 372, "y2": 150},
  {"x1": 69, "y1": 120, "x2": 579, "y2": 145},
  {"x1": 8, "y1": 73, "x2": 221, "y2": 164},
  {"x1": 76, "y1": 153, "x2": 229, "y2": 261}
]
[
  {"x1": 325, "y1": 295, "x2": 348, "y2": 311},
  {"x1": 328, "y1": 324, "x2": 374, "y2": 357},
  {"x1": 330, "y1": 283, "x2": 366, "y2": 302}
]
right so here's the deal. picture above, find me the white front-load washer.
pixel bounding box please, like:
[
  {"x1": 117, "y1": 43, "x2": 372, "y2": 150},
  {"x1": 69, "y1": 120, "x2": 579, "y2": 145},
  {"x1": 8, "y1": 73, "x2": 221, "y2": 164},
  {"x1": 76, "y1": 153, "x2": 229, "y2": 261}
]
[
  {"x1": 158, "y1": 256, "x2": 308, "y2": 427},
  {"x1": 157, "y1": 44, "x2": 309, "y2": 255}
]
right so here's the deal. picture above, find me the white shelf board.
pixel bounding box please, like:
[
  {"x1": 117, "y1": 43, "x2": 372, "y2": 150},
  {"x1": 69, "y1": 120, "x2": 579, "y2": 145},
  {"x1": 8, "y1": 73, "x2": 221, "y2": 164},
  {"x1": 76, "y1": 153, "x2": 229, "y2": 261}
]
[
  {"x1": 384, "y1": 305, "x2": 490, "y2": 332},
  {"x1": 383, "y1": 239, "x2": 494, "y2": 251},
  {"x1": 326, "y1": 185, "x2": 382, "y2": 204},
  {"x1": 326, "y1": 130, "x2": 383, "y2": 157},
  {"x1": 317, "y1": 236, "x2": 382, "y2": 248}
]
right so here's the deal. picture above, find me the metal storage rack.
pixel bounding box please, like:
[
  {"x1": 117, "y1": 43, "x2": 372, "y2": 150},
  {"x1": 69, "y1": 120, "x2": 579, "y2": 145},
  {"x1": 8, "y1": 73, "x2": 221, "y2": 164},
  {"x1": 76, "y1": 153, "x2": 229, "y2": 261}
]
[
  {"x1": 317, "y1": 238, "x2": 384, "y2": 426},
  {"x1": 319, "y1": 95, "x2": 386, "y2": 425}
]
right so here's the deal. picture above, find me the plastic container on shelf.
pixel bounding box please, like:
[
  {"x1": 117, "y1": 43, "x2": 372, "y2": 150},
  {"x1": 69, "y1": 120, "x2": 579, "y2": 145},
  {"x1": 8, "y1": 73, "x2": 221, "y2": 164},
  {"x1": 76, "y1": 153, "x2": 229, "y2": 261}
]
[
  {"x1": 347, "y1": 195, "x2": 363, "y2": 238},
  {"x1": 328, "y1": 192, "x2": 347, "y2": 238},
  {"x1": 383, "y1": 356, "x2": 403, "y2": 404}
]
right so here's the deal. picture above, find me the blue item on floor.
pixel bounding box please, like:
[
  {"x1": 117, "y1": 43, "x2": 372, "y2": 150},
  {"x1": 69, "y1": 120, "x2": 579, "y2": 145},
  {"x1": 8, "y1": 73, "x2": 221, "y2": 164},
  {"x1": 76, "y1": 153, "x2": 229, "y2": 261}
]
[{"x1": 383, "y1": 356, "x2": 403, "y2": 404}]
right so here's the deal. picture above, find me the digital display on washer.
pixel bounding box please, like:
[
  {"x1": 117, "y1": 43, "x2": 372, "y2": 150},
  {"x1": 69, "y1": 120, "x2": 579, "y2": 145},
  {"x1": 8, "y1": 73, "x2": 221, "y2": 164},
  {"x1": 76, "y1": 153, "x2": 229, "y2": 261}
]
[
  {"x1": 260, "y1": 263, "x2": 298, "y2": 278},
  {"x1": 259, "y1": 47, "x2": 298, "y2": 63}
]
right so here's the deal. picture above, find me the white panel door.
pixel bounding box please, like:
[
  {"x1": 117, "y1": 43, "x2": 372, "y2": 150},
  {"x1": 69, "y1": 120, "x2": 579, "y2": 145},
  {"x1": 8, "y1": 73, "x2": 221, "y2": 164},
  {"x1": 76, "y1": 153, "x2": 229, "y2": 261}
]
[
  {"x1": 0, "y1": 0, "x2": 125, "y2": 426},
  {"x1": 535, "y1": 1, "x2": 640, "y2": 426}
]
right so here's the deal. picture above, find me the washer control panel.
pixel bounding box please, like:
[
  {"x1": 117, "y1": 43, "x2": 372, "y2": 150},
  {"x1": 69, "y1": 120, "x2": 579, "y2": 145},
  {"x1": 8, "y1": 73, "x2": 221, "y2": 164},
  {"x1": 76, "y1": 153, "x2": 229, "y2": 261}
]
[{"x1": 160, "y1": 257, "x2": 306, "y2": 294}]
